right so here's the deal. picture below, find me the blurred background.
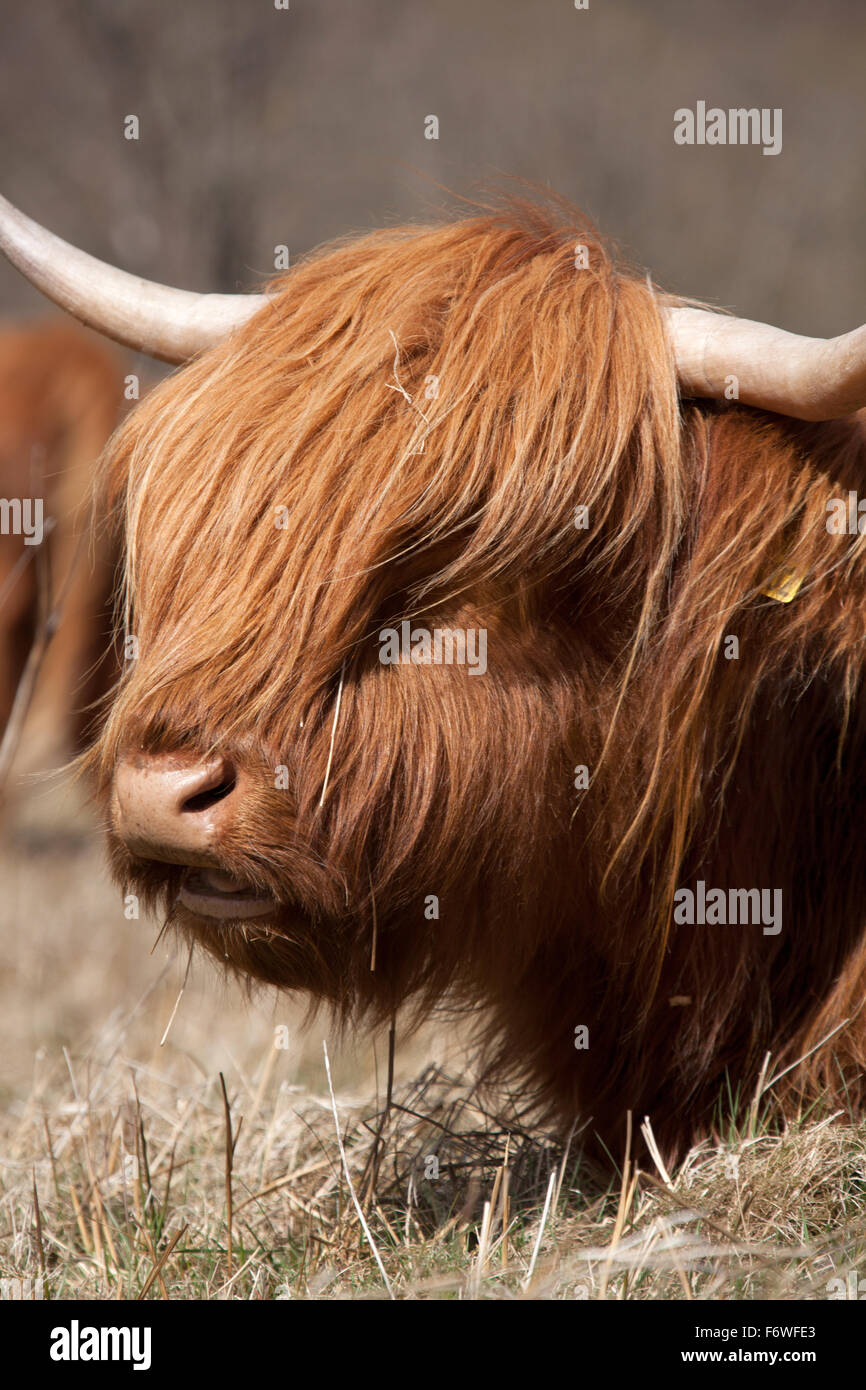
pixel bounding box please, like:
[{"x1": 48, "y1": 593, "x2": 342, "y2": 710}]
[
  {"x1": 1, "y1": 0, "x2": 864, "y2": 1107},
  {"x1": 2, "y1": 0, "x2": 865, "y2": 330}
]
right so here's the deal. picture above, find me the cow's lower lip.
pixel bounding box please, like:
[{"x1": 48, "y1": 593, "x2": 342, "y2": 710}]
[{"x1": 178, "y1": 869, "x2": 276, "y2": 920}]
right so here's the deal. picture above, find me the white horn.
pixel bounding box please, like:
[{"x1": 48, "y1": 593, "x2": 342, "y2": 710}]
[
  {"x1": 4, "y1": 194, "x2": 863, "y2": 415},
  {"x1": 0, "y1": 194, "x2": 268, "y2": 363},
  {"x1": 666, "y1": 305, "x2": 866, "y2": 422}
]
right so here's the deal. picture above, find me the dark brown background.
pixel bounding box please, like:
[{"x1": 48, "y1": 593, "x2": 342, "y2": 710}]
[{"x1": 1, "y1": 0, "x2": 864, "y2": 337}]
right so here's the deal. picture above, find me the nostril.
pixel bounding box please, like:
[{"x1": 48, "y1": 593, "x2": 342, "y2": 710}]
[
  {"x1": 180, "y1": 766, "x2": 237, "y2": 815},
  {"x1": 182, "y1": 778, "x2": 236, "y2": 813}
]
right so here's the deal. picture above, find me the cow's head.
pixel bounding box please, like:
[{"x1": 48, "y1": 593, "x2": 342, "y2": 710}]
[
  {"x1": 88, "y1": 206, "x2": 689, "y2": 1018},
  {"x1": 3, "y1": 191, "x2": 866, "y2": 1033}
]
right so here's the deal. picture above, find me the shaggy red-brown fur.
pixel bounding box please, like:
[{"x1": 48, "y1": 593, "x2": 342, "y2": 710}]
[
  {"x1": 92, "y1": 196, "x2": 866, "y2": 1159},
  {"x1": 0, "y1": 320, "x2": 123, "y2": 775}
]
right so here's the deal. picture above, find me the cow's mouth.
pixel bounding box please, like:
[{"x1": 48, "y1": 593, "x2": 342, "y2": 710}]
[{"x1": 178, "y1": 868, "x2": 276, "y2": 920}]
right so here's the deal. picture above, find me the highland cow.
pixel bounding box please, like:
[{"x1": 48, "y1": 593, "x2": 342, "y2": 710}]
[
  {"x1": 0, "y1": 320, "x2": 122, "y2": 783},
  {"x1": 3, "y1": 191, "x2": 866, "y2": 1160}
]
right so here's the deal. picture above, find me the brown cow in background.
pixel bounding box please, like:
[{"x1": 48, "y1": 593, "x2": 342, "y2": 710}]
[{"x1": 0, "y1": 320, "x2": 123, "y2": 793}]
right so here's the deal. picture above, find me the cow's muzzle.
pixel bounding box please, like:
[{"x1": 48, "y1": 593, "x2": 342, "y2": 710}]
[{"x1": 111, "y1": 750, "x2": 275, "y2": 919}]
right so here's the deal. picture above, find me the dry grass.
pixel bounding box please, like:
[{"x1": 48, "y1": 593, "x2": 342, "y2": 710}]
[{"x1": 1, "y1": 774, "x2": 865, "y2": 1300}]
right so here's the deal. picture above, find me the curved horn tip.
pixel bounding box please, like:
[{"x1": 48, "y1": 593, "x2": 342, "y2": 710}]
[{"x1": 0, "y1": 192, "x2": 269, "y2": 363}]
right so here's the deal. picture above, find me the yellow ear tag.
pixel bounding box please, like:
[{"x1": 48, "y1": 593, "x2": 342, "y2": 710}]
[{"x1": 761, "y1": 569, "x2": 804, "y2": 604}]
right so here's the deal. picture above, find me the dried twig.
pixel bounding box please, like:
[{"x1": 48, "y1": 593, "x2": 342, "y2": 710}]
[
  {"x1": 522, "y1": 1169, "x2": 557, "y2": 1293},
  {"x1": 137, "y1": 1223, "x2": 188, "y2": 1301},
  {"x1": 322, "y1": 1040, "x2": 394, "y2": 1299},
  {"x1": 219, "y1": 1072, "x2": 242, "y2": 1280}
]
